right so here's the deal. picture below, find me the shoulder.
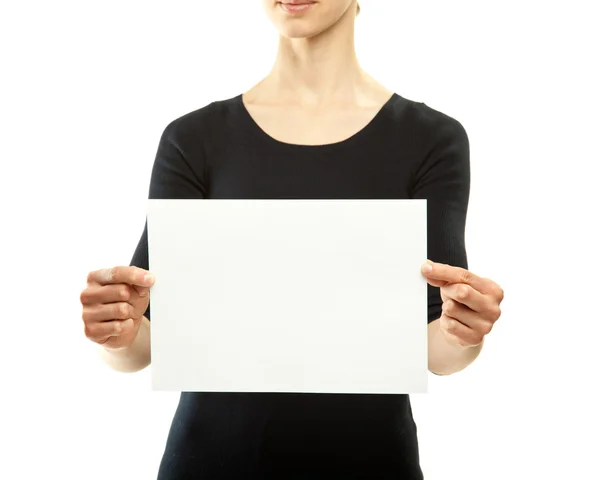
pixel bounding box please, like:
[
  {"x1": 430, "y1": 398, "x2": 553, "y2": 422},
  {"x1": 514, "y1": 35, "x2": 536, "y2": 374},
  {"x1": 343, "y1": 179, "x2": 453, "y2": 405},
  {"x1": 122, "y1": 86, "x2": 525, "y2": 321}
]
[
  {"x1": 413, "y1": 100, "x2": 469, "y2": 149},
  {"x1": 388, "y1": 94, "x2": 469, "y2": 147},
  {"x1": 160, "y1": 94, "x2": 240, "y2": 146}
]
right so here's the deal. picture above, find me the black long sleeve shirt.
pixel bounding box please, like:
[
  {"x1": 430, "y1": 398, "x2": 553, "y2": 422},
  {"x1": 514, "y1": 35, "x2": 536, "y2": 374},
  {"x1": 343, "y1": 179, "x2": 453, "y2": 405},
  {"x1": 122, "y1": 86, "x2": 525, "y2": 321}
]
[{"x1": 130, "y1": 92, "x2": 470, "y2": 479}]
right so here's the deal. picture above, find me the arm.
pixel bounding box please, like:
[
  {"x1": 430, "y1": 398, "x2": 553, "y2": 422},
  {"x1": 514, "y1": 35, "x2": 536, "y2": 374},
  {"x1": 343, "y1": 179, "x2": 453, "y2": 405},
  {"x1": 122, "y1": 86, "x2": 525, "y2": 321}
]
[
  {"x1": 98, "y1": 315, "x2": 152, "y2": 373},
  {"x1": 101, "y1": 116, "x2": 207, "y2": 372},
  {"x1": 408, "y1": 104, "x2": 472, "y2": 374}
]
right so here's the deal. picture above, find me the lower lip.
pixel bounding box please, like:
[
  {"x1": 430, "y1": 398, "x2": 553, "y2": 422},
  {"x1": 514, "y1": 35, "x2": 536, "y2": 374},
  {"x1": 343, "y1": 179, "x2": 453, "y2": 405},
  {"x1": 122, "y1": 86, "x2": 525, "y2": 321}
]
[{"x1": 279, "y1": 2, "x2": 316, "y2": 14}]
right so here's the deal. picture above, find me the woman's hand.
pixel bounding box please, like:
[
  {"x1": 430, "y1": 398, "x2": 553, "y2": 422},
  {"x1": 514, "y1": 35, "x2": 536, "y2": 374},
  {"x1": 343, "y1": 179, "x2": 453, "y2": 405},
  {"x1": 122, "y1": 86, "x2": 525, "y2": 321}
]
[
  {"x1": 80, "y1": 266, "x2": 155, "y2": 350},
  {"x1": 421, "y1": 260, "x2": 504, "y2": 348}
]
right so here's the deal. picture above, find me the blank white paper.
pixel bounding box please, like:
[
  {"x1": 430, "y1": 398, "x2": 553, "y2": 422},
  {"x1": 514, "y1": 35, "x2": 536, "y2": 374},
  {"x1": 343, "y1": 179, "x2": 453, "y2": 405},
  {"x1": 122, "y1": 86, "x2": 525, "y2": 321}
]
[{"x1": 147, "y1": 199, "x2": 428, "y2": 394}]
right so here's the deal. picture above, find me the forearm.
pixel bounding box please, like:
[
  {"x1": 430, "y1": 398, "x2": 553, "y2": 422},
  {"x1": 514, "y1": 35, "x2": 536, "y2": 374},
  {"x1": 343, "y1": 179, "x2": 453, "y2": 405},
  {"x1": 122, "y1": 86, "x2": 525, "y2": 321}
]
[
  {"x1": 427, "y1": 318, "x2": 483, "y2": 375},
  {"x1": 98, "y1": 316, "x2": 151, "y2": 373}
]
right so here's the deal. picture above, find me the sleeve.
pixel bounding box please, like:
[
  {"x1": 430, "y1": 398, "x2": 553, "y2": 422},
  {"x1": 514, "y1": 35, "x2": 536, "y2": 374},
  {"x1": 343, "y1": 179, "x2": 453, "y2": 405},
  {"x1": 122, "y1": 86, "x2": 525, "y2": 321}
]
[
  {"x1": 409, "y1": 111, "x2": 470, "y2": 324},
  {"x1": 129, "y1": 120, "x2": 208, "y2": 321}
]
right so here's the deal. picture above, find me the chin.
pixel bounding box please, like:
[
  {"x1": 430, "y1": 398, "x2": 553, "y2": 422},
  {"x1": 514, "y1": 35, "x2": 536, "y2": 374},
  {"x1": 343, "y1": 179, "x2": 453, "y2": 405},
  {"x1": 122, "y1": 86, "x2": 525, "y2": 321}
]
[
  {"x1": 271, "y1": 1, "x2": 331, "y2": 39},
  {"x1": 274, "y1": 18, "x2": 330, "y2": 39}
]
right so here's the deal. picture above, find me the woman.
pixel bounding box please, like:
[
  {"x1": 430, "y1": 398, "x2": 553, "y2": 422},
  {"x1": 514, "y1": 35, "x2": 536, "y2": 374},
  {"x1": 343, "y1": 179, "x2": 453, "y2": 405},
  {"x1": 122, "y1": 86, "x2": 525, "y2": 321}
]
[{"x1": 80, "y1": 1, "x2": 504, "y2": 477}]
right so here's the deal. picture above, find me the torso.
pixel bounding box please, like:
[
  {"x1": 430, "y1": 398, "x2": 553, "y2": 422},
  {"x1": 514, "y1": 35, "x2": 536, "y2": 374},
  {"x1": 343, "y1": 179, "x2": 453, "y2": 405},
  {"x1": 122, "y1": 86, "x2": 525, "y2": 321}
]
[{"x1": 130, "y1": 89, "x2": 469, "y2": 479}]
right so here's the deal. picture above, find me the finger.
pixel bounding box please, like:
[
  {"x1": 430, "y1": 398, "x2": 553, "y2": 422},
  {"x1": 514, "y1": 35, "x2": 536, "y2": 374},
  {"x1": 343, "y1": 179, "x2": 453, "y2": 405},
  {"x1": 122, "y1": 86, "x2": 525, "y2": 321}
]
[
  {"x1": 440, "y1": 313, "x2": 484, "y2": 348},
  {"x1": 87, "y1": 266, "x2": 155, "y2": 287},
  {"x1": 487, "y1": 280, "x2": 505, "y2": 303},
  {"x1": 82, "y1": 302, "x2": 135, "y2": 323},
  {"x1": 443, "y1": 284, "x2": 501, "y2": 322},
  {"x1": 442, "y1": 298, "x2": 493, "y2": 334},
  {"x1": 421, "y1": 261, "x2": 491, "y2": 294},
  {"x1": 80, "y1": 284, "x2": 133, "y2": 305},
  {"x1": 131, "y1": 283, "x2": 150, "y2": 300},
  {"x1": 423, "y1": 276, "x2": 448, "y2": 288},
  {"x1": 84, "y1": 318, "x2": 134, "y2": 343},
  {"x1": 441, "y1": 283, "x2": 486, "y2": 312}
]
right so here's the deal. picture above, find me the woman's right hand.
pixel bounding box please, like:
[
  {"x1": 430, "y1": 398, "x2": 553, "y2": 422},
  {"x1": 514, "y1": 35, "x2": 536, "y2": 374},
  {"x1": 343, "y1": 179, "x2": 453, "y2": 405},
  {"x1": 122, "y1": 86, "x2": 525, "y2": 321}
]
[{"x1": 80, "y1": 266, "x2": 155, "y2": 350}]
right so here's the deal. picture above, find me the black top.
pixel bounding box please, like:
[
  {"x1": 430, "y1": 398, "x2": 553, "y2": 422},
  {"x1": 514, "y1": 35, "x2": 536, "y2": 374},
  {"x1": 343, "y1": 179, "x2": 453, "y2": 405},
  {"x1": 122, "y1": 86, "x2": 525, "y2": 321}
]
[{"x1": 130, "y1": 92, "x2": 470, "y2": 479}]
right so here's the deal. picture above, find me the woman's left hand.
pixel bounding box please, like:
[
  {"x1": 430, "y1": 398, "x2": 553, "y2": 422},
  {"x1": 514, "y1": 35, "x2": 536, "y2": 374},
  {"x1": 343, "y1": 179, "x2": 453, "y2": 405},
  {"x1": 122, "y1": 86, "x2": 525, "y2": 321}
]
[{"x1": 421, "y1": 260, "x2": 504, "y2": 348}]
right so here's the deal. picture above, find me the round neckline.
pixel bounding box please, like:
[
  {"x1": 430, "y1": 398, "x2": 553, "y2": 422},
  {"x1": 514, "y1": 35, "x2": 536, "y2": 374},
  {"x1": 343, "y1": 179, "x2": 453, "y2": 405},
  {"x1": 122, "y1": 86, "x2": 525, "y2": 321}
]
[{"x1": 236, "y1": 92, "x2": 398, "y2": 152}]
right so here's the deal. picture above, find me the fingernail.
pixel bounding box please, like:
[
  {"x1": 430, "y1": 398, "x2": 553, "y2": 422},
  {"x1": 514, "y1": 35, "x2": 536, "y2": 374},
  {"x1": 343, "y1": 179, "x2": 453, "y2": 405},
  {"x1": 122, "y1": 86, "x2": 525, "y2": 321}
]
[
  {"x1": 144, "y1": 273, "x2": 155, "y2": 284},
  {"x1": 422, "y1": 263, "x2": 433, "y2": 273}
]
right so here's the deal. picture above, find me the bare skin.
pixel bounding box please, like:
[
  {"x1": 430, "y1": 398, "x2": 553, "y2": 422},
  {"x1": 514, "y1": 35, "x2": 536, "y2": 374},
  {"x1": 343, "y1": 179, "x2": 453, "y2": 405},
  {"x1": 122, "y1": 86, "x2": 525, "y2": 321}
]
[
  {"x1": 423, "y1": 261, "x2": 504, "y2": 375},
  {"x1": 242, "y1": 77, "x2": 394, "y2": 146},
  {"x1": 80, "y1": 266, "x2": 154, "y2": 372},
  {"x1": 248, "y1": 0, "x2": 393, "y2": 146}
]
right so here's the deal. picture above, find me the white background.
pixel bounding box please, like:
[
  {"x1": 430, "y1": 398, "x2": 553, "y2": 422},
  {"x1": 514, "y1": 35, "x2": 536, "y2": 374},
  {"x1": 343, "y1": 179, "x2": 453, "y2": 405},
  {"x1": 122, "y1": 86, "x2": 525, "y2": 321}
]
[{"x1": 1, "y1": 1, "x2": 598, "y2": 479}]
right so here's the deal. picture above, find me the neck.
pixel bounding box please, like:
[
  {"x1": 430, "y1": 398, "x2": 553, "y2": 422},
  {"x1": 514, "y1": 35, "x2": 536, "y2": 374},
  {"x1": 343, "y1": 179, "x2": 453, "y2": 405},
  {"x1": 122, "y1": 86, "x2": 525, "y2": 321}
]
[{"x1": 264, "y1": 7, "x2": 366, "y2": 107}]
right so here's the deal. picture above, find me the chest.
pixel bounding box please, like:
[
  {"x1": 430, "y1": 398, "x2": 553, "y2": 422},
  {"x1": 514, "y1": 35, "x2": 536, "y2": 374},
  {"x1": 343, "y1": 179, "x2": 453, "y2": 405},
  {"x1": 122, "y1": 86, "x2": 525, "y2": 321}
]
[
  {"x1": 206, "y1": 99, "x2": 418, "y2": 199},
  {"x1": 243, "y1": 103, "x2": 384, "y2": 146}
]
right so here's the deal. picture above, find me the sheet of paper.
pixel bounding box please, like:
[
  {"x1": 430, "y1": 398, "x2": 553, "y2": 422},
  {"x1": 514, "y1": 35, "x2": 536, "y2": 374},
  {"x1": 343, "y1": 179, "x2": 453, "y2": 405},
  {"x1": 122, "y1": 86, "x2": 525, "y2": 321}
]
[{"x1": 147, "y1": 199, "x2": 428, "y2": 394}]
